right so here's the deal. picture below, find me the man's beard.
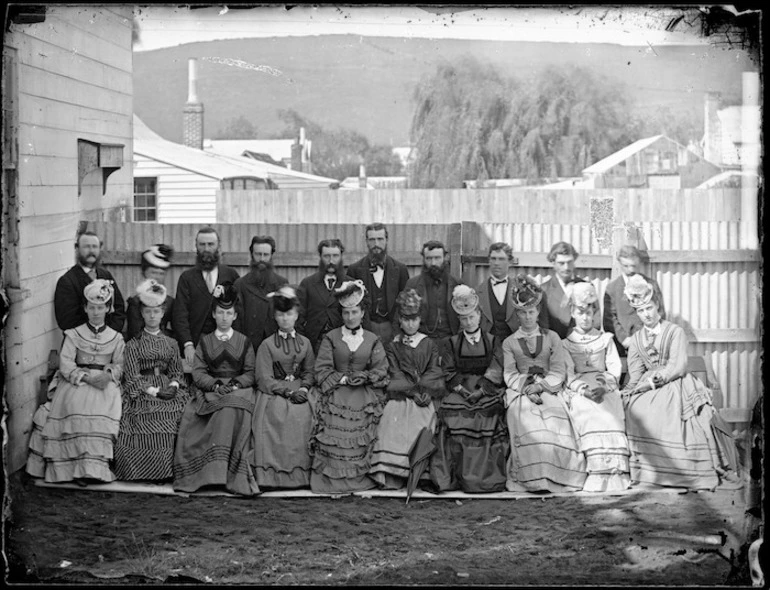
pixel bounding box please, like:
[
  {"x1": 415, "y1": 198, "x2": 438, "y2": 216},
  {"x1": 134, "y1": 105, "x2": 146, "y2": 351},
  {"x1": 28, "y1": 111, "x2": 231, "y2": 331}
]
[
  {"x1": 368, "y1": 247, "x2": 387, "y2": 265},
  {"x1": 318, "y1": 260, "x2": 344, "y2": 278},
  {"x1": 78, "y1": 252, "x2": 100, "y2": 268},
  {"x1": 196, "y1": 249, "x2": 220, "y2": 271},
  {"x1": 423, "y1": 262, "x2": 446, "y2": 281},
  {"x1": 249, "y1": 260, "x2": 274, "y2": 286}
]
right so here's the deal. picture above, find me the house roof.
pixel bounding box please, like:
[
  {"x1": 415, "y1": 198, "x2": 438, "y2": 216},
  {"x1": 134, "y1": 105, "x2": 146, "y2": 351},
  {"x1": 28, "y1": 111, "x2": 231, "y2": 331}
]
[
  {"x1": 582, "y1": 135, "x2": 666, "y2": 174},
  {"x1": 133, "y1": 116, "x2": 338, "y2": 188},
  {"x1": 203, "y1": 139, "x2": 295, "y2": 161}
]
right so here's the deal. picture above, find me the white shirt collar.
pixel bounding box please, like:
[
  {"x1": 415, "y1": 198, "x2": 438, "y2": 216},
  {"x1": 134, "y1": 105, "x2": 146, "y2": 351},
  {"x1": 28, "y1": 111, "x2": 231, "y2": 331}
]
[
  {"x1": 463, "y1": 329, "x2": 482, "y2": 345},
  {"x1": 214, "y1": 328, "x2": 234, "y2": 341},
  {"x1": 277, "y1": 329, "x2": 297, "y2": 339},
  {"x1": 143, "y1": 327, "x2": 161, "y2": 336},
  {"x1": 81, "y1": 264, "x2": 96, "y2": 275},
  {"x1": 399, "y1": 332, "x2": 426, "y2": 348},
  {"x1": 646, "y1": 323, "x2": 662, "y2": 336}
]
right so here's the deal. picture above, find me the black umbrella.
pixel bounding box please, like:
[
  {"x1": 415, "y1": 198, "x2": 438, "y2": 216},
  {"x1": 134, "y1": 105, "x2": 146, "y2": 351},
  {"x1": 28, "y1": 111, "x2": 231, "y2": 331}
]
[{"x1": 405, "y1": 427, "x2": 436, "y2": 505}]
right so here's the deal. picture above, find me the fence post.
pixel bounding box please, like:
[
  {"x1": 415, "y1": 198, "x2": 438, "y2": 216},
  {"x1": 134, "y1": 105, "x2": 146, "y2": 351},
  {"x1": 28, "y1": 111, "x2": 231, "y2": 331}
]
[
  {"x1": 460, "y1": 220, "x2": 480, "y2": 286},
  {"x1": 448, "y1": 222, "x2": 463, "y2": 281}
]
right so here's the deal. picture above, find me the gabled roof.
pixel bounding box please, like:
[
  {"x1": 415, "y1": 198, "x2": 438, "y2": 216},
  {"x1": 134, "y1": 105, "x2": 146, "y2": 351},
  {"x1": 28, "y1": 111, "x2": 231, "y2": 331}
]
[
  {"x1": 582, "y1": 135, "x2": 667, "y2": 174},
  {"x1": 133, "y1": 116, "x2": 338, "y2": 188},
  {"x1": 203, "y1": 138, "x2": 295, "y2": 161}
]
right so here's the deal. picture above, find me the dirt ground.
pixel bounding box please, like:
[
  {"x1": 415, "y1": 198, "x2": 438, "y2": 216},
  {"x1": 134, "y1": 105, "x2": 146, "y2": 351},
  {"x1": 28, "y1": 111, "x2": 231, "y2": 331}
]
[{"x1": 3, "y1": 471, "x2": 758, "y2": 587}]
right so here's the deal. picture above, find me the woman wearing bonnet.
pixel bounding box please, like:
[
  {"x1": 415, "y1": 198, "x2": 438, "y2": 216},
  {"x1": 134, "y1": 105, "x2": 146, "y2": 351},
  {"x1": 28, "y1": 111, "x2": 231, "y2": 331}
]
[
  {"x1": 621, "y1": 274, "x2": 740, "y2": 490},
  {"x1": 27, "y1": 279, "x2": 125, "y2": 485}
]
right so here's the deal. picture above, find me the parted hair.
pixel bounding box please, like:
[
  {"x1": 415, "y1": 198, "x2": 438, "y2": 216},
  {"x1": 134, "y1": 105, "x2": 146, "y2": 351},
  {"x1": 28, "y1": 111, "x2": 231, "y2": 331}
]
[
  {"x1": 617, "y1": 244, "x2": 643, "y2": 260},
  {"x1": 250, "y1": 235, "x2": 276, "y2": 254},
  {"x1": 421, "y1": 240, "x2": 447, "y2": 256},
  {"x1": 196, "y1": 226, "x2": 220, "y2": 244},
  {"x1": 488, "y1": 242, "x2": 513, "y2": 260},
  {"x1": 75, "y1": 230, "x2": 101, "y2": 248},
  {"x1": 365, "y1": 222, "x2": 388, "y2": 239},
  {"x1": 317, "y1": 238, "x2": 345, "y2": 256},
  {"x1": 547, "y1": 241, "x2": 579, "y2": 262}
]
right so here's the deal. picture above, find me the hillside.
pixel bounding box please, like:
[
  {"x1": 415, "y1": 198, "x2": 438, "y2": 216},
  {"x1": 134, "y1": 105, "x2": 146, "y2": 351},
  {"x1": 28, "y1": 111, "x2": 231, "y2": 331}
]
[{"x1": 133, "y1": 35, "x2": 757, "y2": 146}]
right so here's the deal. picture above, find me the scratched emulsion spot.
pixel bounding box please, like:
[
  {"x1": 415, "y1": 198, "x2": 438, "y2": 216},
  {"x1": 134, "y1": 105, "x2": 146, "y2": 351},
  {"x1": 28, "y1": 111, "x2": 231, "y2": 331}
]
[
  {"x1": 201, "y1": 57, "x2": 285, "y2": 79},
  {"x1": 589, "y1": 197, "x2": 614, "y2": 249}
]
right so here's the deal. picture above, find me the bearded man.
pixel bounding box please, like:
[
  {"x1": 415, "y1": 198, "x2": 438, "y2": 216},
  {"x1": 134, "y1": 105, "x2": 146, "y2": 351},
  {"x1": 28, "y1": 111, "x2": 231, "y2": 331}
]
[
  {"x1": 296, "y1": 238, "x2": 353, "y2": 353},
  {"x1": 404, "y1": 240, "x2": 463, "y2": 341},
  {"x1": 172, "y1": 226, "x2": 240, "y2": 366},
  {"x1": 54, "y1": 230, "x2": 126, "y2": 333},
  {"x1": 233, "y1": 235, "x2": 288, "y2": 353},
  {"x1": 347, "y1": 222, "x2": 409, "y2": 344}
]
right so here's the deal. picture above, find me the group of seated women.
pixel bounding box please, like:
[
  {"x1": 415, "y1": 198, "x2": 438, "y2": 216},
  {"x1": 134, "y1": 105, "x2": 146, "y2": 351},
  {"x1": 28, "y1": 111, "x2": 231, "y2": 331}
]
[{"x1": 26, "y1": 272, "x2": 740, "y2": 496}]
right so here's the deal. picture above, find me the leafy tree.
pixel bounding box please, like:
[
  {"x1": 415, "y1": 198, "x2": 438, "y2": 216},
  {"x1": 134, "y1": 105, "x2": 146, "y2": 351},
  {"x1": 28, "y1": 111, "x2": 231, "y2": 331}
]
[
  {"x1": 212, "y1": 115, "x2": 259, "y2": 140},
  {"x1": 274, "y1": 109, "x2": 403, "y2": 180}
]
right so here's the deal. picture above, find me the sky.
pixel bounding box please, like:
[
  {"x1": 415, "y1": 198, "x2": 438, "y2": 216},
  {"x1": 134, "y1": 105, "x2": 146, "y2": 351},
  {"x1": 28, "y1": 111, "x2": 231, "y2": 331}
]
[{"x1": 133, "y1": 5, "x2": 722, "y2": 52}]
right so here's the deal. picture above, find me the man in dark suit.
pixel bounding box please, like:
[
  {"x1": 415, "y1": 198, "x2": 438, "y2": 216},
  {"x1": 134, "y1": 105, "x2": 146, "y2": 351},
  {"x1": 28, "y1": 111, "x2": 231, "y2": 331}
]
[
  {"x1": 346, "y1": 222, "x2": 409, "y2": 345},
  {"x1": 541, "y1": 241, "x2": 599, "y2": 339},
  {"x1": 54, "y1": 230, "x2": 126, "y2": 333},
  {"x1": 404, "y1": 240, "x2": 463, "y2": 341},
  {"x1": 603, "y1": 244, "x2": 666, "y2": 356},
  {"x1": 296, "y1": 238, "x2": 353, "y2": 353},
  {"x1": 173, "y1": 226, "x2": 240, "y2": 366},
  {"x1": 476, "y1": 242, "x2": 549, "y2": 340},
  {"x1": 233, "y1": 235, "x2": 288, "y2": 354}
]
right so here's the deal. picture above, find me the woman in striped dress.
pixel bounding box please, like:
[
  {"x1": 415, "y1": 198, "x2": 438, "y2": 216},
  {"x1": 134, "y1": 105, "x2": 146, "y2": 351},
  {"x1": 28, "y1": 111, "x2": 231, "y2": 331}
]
[
  {"x1": 26, "y1": 279, "x2": 125, "y2": 484},
  {"x1": 429, "y1": 285, "x2": 509, "y2": 493},
  {"x1": 561, "y1": 282, "x2": 631, "y2": 492},
  {"x1": 503, "y1": 275, "x2": 587, "y2": 493},
  {"x1": 621, "y1": 275, "x2": 740, "y2": 490},
  {"x1": 114, "y1": 280, "x2": 190, "y2": 481}
]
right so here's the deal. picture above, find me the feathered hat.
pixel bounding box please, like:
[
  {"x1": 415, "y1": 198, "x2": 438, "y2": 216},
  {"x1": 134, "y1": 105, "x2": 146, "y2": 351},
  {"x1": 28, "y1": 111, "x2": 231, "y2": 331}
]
[
  {"x1": 395, "y1": 288, "x2": 422, "y2": 318},
  {"x1": 142, "y1": 244, "x2": 174, "y2": 269},
  {"x1": 268, "y1": 285, "x2": 300, "y2": 313},
  {"x1": 135, "y1": 278, "x2": 167, "y2": 307},
  {"x1": 450, "y1": 285, "x2": 480, "y2": 317},
  {"x1": 334, "y1": 279, "x2": 366, "y2": 309},
  {"x1": 212, "y1": 281, "x2": 238, "y2": 309},
  {"x1": 624, "y1": 274, "x2": 654, "y2": 308},
  {"x1": 510, "y1": 274, "x2": 543, "y2": 310},
  {"x1": 566, "y1": 281, "x2": 598, "y2": 310},
  {"x1": 83, "y1": 278, "x2": 115, "y2": 313}
]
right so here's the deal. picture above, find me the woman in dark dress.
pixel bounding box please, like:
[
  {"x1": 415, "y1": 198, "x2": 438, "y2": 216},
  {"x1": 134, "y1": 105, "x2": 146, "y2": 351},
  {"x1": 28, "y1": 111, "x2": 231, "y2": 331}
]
[
  {"x1": 309, "y1": 280, "x2": 390, "y2": 493},
  {"x1": 429, "y1": 285, "x2": 509, "y2": 493},
  {"x1": 252, "y1": 286, "x2": 317, "y2": 489}
]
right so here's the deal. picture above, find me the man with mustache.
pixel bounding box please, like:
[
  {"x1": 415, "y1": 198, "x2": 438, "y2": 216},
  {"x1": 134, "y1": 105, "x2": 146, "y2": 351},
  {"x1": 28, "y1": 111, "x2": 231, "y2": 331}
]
[
  {"x1": 404, "y1": 240, "x2": 463, "y2": 341},
  {"x1": 296, "y1": 238, "x2": 353, "y2": 353},
  {"x1": 346, "y1": 223, "x2": 409, "y2": 345},
  {"x1": 172, "y1": 227, "x2": 240, "y2": 367},
  {"x1": 233, "y1": 235, "x2": 288, "y2": 354},
  {"x1": 54, "y1": 230, "x2": 126, "y2": 332}
]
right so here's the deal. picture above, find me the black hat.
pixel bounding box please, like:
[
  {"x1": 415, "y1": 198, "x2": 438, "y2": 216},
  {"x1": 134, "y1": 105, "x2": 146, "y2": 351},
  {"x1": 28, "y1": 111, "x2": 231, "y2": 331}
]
[
  {"x1": 212, "y1": 281, "x2": 237, "y2": 310},
  {"x1": 269, "y1": 285, "x2": 300, "y2": 312},
  {"x1": 142, "y1": 244, "x2": 174, "y2": 269}
]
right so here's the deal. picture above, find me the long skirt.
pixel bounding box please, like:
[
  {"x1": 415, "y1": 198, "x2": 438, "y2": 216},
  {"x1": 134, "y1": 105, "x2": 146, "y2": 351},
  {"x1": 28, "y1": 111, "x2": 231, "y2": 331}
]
[
  {"x1": 567, "y1": 375, "x2": 631, "y2": 492},
  {"x1": 505, "y1": 390, "x2": 587, "y2": 493},
  {"x1": 114, "y1": 391, "x2": 190, "y2": 481},
  {"x1": 173, "y1": 387, "x2": 260, "y2": 496},
  {"x1": 251, "y1": 389, "x2": 317, "y2": 488},
  {"x1": 309, "y1": 385, "x2": 383, "y2": 493},
  {"x1": 369, "y1": 399, "x2": 437, "y2": 489},
  {"x1": 26, "y1": 379, "x2": 121, "y2": 483},
  {"x1": 624, "y1": 373, "x2": 725, "y2": 490},
  {"x1": 430, "y1": 391, "x2": 509, "y2": 493}
]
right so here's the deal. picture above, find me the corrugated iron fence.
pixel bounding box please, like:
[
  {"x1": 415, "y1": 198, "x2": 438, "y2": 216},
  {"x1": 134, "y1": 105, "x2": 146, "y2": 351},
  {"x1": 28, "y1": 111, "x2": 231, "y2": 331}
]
[{"x1": 91, "y1": 216, "x2": 760, "y2": 415}]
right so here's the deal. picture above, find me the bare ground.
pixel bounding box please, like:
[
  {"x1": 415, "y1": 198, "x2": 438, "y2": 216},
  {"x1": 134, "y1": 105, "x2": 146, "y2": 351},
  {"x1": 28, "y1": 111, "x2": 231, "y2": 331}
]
[{"x1": 3, "y1": 472, "x2": 755, "y2": 586}]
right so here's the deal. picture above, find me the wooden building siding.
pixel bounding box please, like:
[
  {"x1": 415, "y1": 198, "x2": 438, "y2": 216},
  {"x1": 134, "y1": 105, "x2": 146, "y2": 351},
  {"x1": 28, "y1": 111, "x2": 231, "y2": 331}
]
[
  {"x1": 215, "y1": 188, "x2": 743, "y2": 224},
  {"x1": 3, "y1": 6, "x2": 134, "y2": 472}
]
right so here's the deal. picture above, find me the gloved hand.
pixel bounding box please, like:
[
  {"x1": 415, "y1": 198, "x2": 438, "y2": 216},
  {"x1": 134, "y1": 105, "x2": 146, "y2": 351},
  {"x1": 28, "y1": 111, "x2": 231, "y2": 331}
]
[
  {"x1": 455, "y1": 384, "x2": 473, "y2": 398},
  {"x1": 156, "y1": 385, "x2": 178, "y2": 400},
  {"x1": 290, "y1": 387, "x2": 309, "y2": 404},
  {"x1": 218, "y1": 383, "x2": 235, "y2": 395},
  {"x1": 523, "y1": 382, "x2": 543, "y2": 404},
  {"x1": 347, "y1": 371, "x2": 368, "y2": 387},
  {"x1": 465, "y1": 388, "x2": 484, "y2": 403},
  {"x1": 413, "y1": 390, "x2": 432, "y2": 407},
  {"x1": 273, "y1": 385, "x2": 292, "y2": 398}
]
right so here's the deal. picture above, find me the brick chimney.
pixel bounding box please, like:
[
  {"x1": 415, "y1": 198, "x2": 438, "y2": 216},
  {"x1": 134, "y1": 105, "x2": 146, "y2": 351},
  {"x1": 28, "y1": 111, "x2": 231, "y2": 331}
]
[
  {"x1": 703, "y1": 92, "x2": 721, "y2": 165},
  {"x1": 183, "y1": 58, "x2": 204, "y2": 150}
]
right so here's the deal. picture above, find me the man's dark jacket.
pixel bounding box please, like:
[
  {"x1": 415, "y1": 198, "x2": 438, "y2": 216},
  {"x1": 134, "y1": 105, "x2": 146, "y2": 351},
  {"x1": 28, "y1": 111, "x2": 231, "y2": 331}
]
[{"x1": 54, "y1": 265, "x2": 126, "y2": 333}]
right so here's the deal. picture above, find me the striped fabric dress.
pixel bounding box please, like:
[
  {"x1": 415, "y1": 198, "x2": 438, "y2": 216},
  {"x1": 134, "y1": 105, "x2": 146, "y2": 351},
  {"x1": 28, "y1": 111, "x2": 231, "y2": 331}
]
[
  {"x1": 429, "y1": 331, "x2": 509, "y2": 493},
  {"x1": 503, "y1": 327, "x2": 587, "y2": 493},
  {"x1": 26, "y1": 324, "x2": 125, "y2": 483},
  {"x1": 624, "y1": 321, "x2": 726, "y2": 490},
  {"x1": 562, "y1": 329, "x2": 631, "y2": 492},
  {"x1": 114, "y1": 330, "x2": 190, "y2": 481}
]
